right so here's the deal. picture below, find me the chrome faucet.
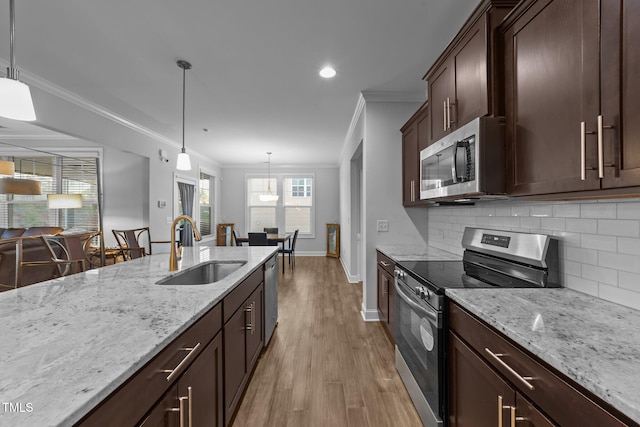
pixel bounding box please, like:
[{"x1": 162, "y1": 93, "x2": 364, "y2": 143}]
[{"x1": 169, "y1": 215, "x2": 202, "y2": 271}]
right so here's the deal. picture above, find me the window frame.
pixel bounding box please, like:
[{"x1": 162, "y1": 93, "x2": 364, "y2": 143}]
[
  {"x1": 198, "y1": 169, "x2": 215, "y2": 238},
  {"x1": 245, "y1": 173, "x2": 315, "y2": 238}
]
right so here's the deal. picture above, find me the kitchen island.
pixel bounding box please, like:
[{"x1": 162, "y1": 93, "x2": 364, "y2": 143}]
[{"x1": 0, "y1": 244, "x2": 277, "y2": 426}]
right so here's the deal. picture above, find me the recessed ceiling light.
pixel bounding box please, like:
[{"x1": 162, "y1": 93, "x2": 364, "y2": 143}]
[{"x1": 319, "y1": 66, "x2": 336, "y2": 79}]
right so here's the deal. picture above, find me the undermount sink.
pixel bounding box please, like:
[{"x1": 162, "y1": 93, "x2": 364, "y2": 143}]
[{"x1": 156, "y1": 260, "x2": 247, "y2": 286}]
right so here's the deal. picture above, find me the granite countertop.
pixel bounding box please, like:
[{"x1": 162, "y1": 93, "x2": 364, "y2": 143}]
[
  {"x1": 376, "y1": 244, "x2": 461, "y2": 262},
  {"x1": 0, "y1": 244, "x2": 277, "y2": 427},
  {"x1": 446, "y1": 288, "x2": 640, "y2": 424}
]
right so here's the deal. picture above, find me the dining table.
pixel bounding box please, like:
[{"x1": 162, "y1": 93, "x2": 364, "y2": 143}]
[{"x1": 235, "y1": 232, "x2": 292, "y2": 272}]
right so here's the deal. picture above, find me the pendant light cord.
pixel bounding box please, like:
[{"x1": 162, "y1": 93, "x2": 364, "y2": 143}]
[
  {"x1": 6, "y1": 0, "x2": 18, "y2": 79},
  {"x1": 182, "y1": 65, "x2": 185, "y2": 153}
]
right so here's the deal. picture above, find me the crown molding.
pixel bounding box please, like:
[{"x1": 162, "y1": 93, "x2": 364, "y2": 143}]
[
  {"x1": 0, "y1": 59, "x2": 181, "y2": 150},
  {"x1": 361, "y1": 90, "x2": 425, "y2": 103},
  {"x1": 0, "y1": 134, "x2": 74, "y2": 140}
]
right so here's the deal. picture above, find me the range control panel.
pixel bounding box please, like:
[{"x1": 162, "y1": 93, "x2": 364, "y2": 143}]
[{"x1": 481, "y1": 233, "x2": 511, "y2": 248}]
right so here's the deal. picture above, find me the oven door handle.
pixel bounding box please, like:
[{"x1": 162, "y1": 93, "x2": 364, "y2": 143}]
[{"x1": 395, "y1": 280, "x2": 441, "y2": 328}]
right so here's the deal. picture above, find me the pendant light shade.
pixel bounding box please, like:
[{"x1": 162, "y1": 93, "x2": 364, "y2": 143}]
[
  {"x1": 259, "y1": 152, "x2": 279, "y2": 202},
  {"x1": 0, "y1": 160, "x2": 15, "y2": 175},
  {"x1": 176, "y1": 60, "x2": 192, "y2": 171},
  {"x1": 0, "y1": 0, "x2": 36, "y2": 121},
  {"x1": 47, "y1": 193, "x2": 83, "y2": 209},
  {"x1": 0, "y1": 177, "x2": 41, "y2": 195}
]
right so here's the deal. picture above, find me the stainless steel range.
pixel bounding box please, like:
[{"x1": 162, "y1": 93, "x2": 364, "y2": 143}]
[{"x1": 394, "y1": 227, "x2": 559, "y2": 427}]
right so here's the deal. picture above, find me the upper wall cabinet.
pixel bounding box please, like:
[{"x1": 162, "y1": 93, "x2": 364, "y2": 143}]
[
  {"x1": 401, "y1": 102, "x2": 430, "y2": 206},
  {"x1": 424, "y1": 0, "x2": 517, "y2": 147},
  {"x1": 503, "y1": 0, "x2": 640, "y2": 196}
]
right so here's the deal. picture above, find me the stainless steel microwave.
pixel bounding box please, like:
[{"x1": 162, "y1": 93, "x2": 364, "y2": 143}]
[{"x1": 420, "y1": 117, "x2": 506, "y2": 201}]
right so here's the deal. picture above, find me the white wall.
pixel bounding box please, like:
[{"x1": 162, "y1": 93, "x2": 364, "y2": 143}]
[
  {"x1": 339, "y1": 94, "x2": 429, "y2": 320},
  {"x1": 426, "y1": 198, "x2": 640, "y2": 311},
  {"x1": 220, "y1": 166, "x2": 339, "y2": 254}
]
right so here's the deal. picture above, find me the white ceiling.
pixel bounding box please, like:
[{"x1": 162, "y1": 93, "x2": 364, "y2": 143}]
[{"x1": 0, "y1": 0, "x2": 478, "y2": 166}]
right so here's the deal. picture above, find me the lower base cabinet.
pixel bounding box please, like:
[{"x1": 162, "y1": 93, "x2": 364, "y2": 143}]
[
  {"x1": 140, "y1": 332, "x2": 224, "y2": 427},
  {"x1": 448, "y1": 301, "x2": 635, "y2": 427},
  {"x1": 376, "y1": 251, "x2": 395, "y2": 342},
  {"x1": 76, "y1": 264, "x2": 269, "y2": 427}
]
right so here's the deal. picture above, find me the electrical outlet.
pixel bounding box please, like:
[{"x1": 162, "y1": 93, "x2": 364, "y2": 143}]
[{"x1": 377, "y1": 220, "x2": 389, "y2": 232}]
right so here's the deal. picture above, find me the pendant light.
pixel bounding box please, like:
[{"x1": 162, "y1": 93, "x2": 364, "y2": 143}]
[
  {"x1": 47, "y1": 194, "x2": 83, "y2": 209},
  {"x1": 176, "y1": 60, "x2": 192, "y2": 171},
  {"x1": 259, "y1": 152, "x2": 279, "y2": 202},
  {"x1": 0, "y1": 0, "x2": 36, "y2": 121}
]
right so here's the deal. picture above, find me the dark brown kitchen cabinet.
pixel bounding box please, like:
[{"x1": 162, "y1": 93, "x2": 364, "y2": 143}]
[
  {"x1": 223, "y1": 269, "x2": 264, "y2": 426},
  {"x1": 449, "y1": 301, "x2": 635, "y2": 427},
  {"x1": 503, "y1": 0, "x2": 640, "y2": 197},
  {"x1": 376, "y1": 251, "x2": 395, "y2": 342},
  {"x1": 139, "y1": 332, "x2": 224, "y2": 427},
  {"x1": 401, "y1": 102, "x2": 429, "y2": 206},
  {"x1": 424, "y1": 0, "x2": 516, "y2": 146},
  {"x1": 77, "y1": 303, "x2": 223, "y2": 427}
]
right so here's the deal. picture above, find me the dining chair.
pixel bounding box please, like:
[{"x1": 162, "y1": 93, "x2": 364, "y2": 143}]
[
  {"x1": 112, "y1": 227, "x2": 170, "y2": 260},
  {"x1": 248, "y1": 232, "x2": 268, "y2": 246},
  {"x1": 263, "y1": 227, "x2": 278, "y2": 246},
  {"x1": 279, "y1": 229, "x2": 299, "y2": 269},
  {"x1": 233, "y1": 230, "x2": 242, "y2": 246}
]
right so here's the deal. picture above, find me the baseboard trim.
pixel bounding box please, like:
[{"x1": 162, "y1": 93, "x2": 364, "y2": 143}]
[
  {"x1": 361, "y1": 303, "x2": 381, "y2": 322},
  {"x1": 339, "y1": 257, "x2": 361, "y2": 283}
]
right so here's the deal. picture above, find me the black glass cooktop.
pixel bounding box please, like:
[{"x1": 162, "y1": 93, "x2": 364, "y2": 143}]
[{"x1": 397, "y1": 259, "x2": 530, "y2": 294}]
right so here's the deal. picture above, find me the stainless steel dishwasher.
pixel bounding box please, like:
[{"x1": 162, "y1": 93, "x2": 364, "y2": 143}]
[{"x1": 264, "y1": 253, "x2": 278, "y2": 345}]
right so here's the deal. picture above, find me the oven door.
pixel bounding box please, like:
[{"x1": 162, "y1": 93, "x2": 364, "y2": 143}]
[{"x1": 395, "y1": 279, "x2": 444, "y2": 426}]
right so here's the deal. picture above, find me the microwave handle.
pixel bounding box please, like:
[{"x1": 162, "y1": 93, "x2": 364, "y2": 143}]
[{"x1": 451, "y1": 142, "x2": 459, "y2": 184}]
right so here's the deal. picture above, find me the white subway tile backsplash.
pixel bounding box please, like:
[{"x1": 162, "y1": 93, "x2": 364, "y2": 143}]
[
  {"x1": 581, "y1": 203, "x2": 617, "y2": 219},
  {"x1": 553, "y1": 204, "x2": 580, "y2": 218},
  {"x1": 617, "y1": 202, "x2": 640, "y2": 220},
  {"x1": 565, "y1": 275, "x2": 599, "y2": 296},
  {"x1": 598, "y1": 219, "x2": 640, "y2": 237},
  {"x1": 619, "y1": 271, "x2": 640, "y2": 292},
  {"x1": 599, "y1": 251, "x2": 640, "y2": 274},
  {"x1": 618, "y1": 237, "x2": 640, "y2": 256},
  {"x1": 581, "y1": 234, "x2": 617, "y2": 252},
  {"x1": 566, "y1": 218, "x2": 598, "y2": 234},
  {"x1": 598, "y1": 284, "x2": 640, "y2": 311},
  {"x1": 426, "y1": 198, "x2": 640, "y2": 311},
  {"x1": 540, "y1": 217, "x2": 566, "y2": 231},
  {"x1": 565, "y1": 246, "x2": 598, "y2": 265},
  {"x1": 581, "y1": 264, "x2": 618, "y2": 286}
]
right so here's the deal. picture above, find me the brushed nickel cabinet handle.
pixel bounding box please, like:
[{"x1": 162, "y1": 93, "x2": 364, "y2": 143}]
[
  {"x1": 498, "y1": 395, "x2": 509, "y2": 427},
  {"x1": 581, "y1": 121, "x2": 596, "y2": 180},
  {"x1": 444, "y1": 100, "x2": 447, "y2": 131},
  {"x1": 244, "y1": 303, "x2": 253, "y2": 333},
  {"x1": 179, "y1": 395, "x2": 187, "y2": 427},
  {"x1": 252, "y1": 301, "x2": 256, "y2": 335},
  {"x1": 188, "y1": 386, "x2": 193, "y2": 427},
  {"x1": 597, "y1": 115, "x2": 614, "y2": 178},
  {"x1": 162, "y1": 343, "x2": 202, "y2": 381},
  {"x1": 485, "y1": 348, "x2": 535, "y2": 391},
  {"x1": 446, "y1": 97, "x2": 451, "y2": 129},
  {"x1": 379, "y1": 261, "x2": 392, "y2": 268}
]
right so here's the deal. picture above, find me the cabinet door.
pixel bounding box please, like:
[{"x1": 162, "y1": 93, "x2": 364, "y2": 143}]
[
  {"x1": 454, "y1": 15, "x2": 488, "y2": 128},
  {"x1": 387, "y1": 269, "x2": 395, "y2": 341},
  {"x1": 504, "y1": 0, "x2": 601, "y2": 196},
  {"x1": 428, "y1": 58, "x2": 455, "y2": 144},
  {"x1": 245, "y1": 284, "x2": 264, "y2": 372},
  {"x1": 138, "y1": 384, "x2": 179, "y2": 427},
  {"x1": 224, "y1": 303, "x2": 248, "y2": 423},
  {"x1": 601, "y1": 0, "x2": 640, "y2": 188},
  {"x1": 515, "y1": 393, "x2": 557, "y2": 427},
  {"x1": 178, "y1": 333, "x2": 224, "y2": 427},
  {"x1": 417, "y1": 106, "x2": 431, "y2": 152},
  {"x1": 449, "y1": 332, "x2": 516, "y2": 427},
  {"x1": 377, "y1": 267, "x2": 389, "y2": 324},
  {"x1": 402, "y1": 124, "x2": 420, "y2": 206}
]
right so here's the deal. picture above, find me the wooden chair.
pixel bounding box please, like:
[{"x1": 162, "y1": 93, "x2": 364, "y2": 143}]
[
  {"x1": 248, "y1": 232, "x2": 268, "y2": 246},
  {"x1": 233, "y1": 230, "x2": 242, "y2": 246},
  {"x1": 112, "y1": 227, "x2": 169, "y2": 261},
  {"x1": 263, "y1": 227, "x2": 279, "y2": 246},
  {"x1": 279, "y1": 229, "x2": 299, "y2": 269},
  {"x1": 15, "y1": 231, "x2": 105, "y2": 286}
]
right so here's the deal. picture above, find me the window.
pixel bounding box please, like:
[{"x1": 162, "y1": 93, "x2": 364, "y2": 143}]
[
  {"x1": 199, "y1": 171, "x2": 213, "y2": 237},
  {"x1": 284, "y1": 177, "x2": 312, "y2": 233},
  {"x1": 246, "y1": 174, "x2": 314, "y2": 236},
  {"x1": 0, "y1": 154, "x2": 100, "y2": 231},
  {"x1": 247, "y1": 177, "x2": 277, "y2": 232}
]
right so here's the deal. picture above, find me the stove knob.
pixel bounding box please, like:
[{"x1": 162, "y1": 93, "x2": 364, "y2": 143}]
[
  {"x1": 414, "y1": 287, "x2": 421, "y2": 296},
  {"x1": 423, "y1": 288, "x2": 431, "y2": 300}
]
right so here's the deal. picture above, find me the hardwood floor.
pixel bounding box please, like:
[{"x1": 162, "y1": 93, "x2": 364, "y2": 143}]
[{"x1": 232, "y1": 256, "x2": 422, "y2": 427}]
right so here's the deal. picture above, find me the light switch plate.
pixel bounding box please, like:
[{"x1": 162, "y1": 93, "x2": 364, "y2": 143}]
[
  {"x1": 157, "y1": 200, "x2": 167, "y2": 208},
  {"x1": 377, "y1": 220, "x2": 389, "y2": 232}
]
